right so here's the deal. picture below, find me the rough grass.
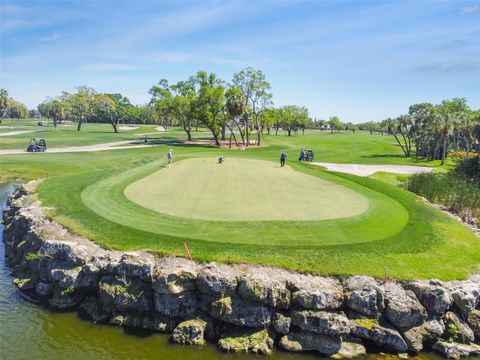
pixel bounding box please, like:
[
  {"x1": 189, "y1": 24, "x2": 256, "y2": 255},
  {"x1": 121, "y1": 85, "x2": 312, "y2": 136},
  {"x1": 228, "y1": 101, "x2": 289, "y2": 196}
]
[
  {"x1": 1, "y1": 124, "x2": 478, "y2": 279},
  {"x1": 406, "y1": 172, "x2": 480, "y2": 223}
]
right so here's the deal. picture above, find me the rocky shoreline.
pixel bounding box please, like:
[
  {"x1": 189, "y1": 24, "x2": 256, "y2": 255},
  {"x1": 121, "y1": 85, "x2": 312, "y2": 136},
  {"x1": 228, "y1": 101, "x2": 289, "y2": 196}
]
[{"x1": 3, "y1": 183, "x2": 480, "y2": 359}]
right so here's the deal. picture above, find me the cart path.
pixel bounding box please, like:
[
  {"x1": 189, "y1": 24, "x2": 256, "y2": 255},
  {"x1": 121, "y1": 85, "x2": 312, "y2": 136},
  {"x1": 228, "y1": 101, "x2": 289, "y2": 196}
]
[
  {"x1": 0, "y1": 140, "x2": 159, "y2": 155},
  {"x1": 0, "y1": 130, "x2": 39, "y2": 137},
  {"x1": 311, "y1": 162, "x2": 434, "y2": 176}
]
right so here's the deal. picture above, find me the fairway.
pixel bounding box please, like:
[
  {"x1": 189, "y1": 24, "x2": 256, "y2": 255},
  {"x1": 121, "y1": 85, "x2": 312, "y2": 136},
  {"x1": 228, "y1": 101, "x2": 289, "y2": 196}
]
[
  {"x1": 3, "y1": 126, "x2": 479, "y2": 279},
  {"x1": 125, "y1": 157, "x2": 369, "y2": 221}
]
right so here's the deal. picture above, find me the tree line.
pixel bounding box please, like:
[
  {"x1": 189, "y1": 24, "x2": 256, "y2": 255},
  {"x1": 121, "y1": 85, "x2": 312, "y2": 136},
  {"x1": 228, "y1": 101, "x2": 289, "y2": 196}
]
[
  {"x1": 149, "y1": 68, "x2": 314, "y2": 146},
  {"x1": 356, "y1": 99, "x2": 480, "y2": 164},
  {"x1": 0, "y1": 89, "x2": 28, "y2": 122},
  {"x1": 1, "y1": 68, "x2": 319, "y2": 145}
]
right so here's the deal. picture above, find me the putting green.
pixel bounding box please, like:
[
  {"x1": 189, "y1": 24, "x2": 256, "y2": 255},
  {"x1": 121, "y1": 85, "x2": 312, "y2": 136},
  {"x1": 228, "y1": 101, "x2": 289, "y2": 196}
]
[{"x1": 124, "y1": 157, "x2": 369, "y2": 221}]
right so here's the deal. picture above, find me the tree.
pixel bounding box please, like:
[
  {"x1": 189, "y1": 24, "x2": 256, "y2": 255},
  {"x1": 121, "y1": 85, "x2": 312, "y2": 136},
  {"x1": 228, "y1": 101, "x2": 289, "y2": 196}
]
[
  {"x1": 38, "y1": 99, "x2": 65, "y2": 128},
  {"x1": 192, "y1": 71, "x2": 225, "y2": 146},
  {"x1": 150, "y1": 79, "x2": 196, "y2": 141},
  {"x1": 0, "y1": 88, "x2": 9, "y2": 122},
  {"x1": 225, "y1": 86, "x2": 246, "y2": 144},
  {"x1": 457, "y1": 110, "x2": 478, "y2": 159},
  {"x1": 435, "y1": 98, "x2": 469, "y2": 165},
  {"x1": 383, "y1": 116, "x2": 413, "y2": 158},
  {"x1": 65, "y1": 86, "x2": 96, "y2": 131},
  {"x1": 232, "y1": 67, "x2": 272, "y2": 146},
  {"x1": 328, "y1": 116, "x2": 342, "y2": 133},
  {"x1": 346, "y1": 122, "x2": 358, "y2": 133},
  {"x1": 279, "y1": 105, "x2": 309, "y2": 136},
  {"x1": 94, "y1": 94, "x2": 119, "y2": 132},
  {"x1": 6, "y1": 98, "x2": 28, "y2": 120},
  {"x1": 259, "y1": 107, "x2": 276, "y2": 135}
]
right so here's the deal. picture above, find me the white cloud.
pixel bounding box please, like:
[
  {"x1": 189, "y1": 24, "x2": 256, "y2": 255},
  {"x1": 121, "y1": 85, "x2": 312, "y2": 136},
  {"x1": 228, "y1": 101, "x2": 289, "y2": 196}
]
[
  {"x1": 82, "y1": 63, "x2": 142, "y2": 71},
  {"x1": 414, "y1": 59, "x2": 479, "y2": 73},
  {"x1": 460, "y1": 6, "x2": 479, "y2": 15},
  {"x1": 40, "y1": 33, "x2": 60, "y2": 42}
]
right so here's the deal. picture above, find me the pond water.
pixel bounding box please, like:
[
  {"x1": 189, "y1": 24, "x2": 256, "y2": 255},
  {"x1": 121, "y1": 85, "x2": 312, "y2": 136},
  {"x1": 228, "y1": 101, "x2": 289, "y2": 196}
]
[{"x1": 0, "y1": 183, "x2": 474, "y2": 360}]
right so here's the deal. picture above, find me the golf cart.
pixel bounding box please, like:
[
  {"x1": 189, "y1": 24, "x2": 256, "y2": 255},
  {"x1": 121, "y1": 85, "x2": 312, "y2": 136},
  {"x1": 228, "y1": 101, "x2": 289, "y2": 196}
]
[
  {"x1": 27, "y1": 138, "x2": 47, "y2": 152},
  {"x1": 304, "y1": 149, "x2": 314, "y2": 161}
]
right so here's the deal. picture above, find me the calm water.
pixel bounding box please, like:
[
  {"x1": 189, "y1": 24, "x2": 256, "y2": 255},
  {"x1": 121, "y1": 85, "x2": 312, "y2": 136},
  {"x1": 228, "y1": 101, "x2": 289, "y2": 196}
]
[{"x1": 0, "y1": 183, "x2": 474, "y2": 360}]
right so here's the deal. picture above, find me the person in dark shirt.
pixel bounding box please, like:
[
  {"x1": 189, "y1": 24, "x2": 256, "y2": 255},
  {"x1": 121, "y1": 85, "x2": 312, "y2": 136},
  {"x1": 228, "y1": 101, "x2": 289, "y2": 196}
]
[{"x1": 280, "y1": 151, "x2": 287, "y2": 167}]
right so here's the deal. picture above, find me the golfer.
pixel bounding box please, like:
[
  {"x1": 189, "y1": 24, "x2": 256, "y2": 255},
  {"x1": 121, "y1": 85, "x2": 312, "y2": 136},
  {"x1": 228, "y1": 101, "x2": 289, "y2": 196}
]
[
  {"x1": 167, "y1": 149, "x2": 174, "y2": 167},
  {"x1": 280, "y1": 151, "x2": 287, "y2": 167},
  {"x1": 218, "y1": 155, "x2": 225, "y2": 164}
]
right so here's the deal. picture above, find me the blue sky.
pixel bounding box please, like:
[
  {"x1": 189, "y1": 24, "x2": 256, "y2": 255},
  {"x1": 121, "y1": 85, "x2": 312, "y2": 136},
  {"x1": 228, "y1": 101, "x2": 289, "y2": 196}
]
[{"x1": 1, "y1": 0, "x2": 479, "y2": 122}]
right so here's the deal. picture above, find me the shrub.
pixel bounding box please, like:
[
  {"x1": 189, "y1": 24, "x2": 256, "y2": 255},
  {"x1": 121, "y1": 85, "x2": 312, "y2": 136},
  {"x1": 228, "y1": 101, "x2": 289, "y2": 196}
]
[
  {"x1": 60, "y1": 285, "x2": 75, "y2": 297},
  {"x1": 453, "y1": 157, "x2": 480, "y2": 185},
  {"x1": 25, "y1": 252, "x2": 42, "y2": 261}
]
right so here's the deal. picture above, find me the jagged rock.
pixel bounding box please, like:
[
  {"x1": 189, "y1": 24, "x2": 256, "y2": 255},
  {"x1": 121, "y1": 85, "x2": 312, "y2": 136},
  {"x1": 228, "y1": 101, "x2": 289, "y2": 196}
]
[
  {"x1": 171, "y1": 319, "x2": 207, "y2": 345},
  {"x1": 110, "y1": 314, "x2": 125, "y2": 326},
  {"x1": 154, "y1": 291, "x2": 197, "y2": 318},
  {"x1": 291, "y1": 310, "x2": 351, "y2": 336},
  {"x1": 290, "y1": 275, "x2": 344, "y2": 310},
  {"x1": 273, "y1": 312, "x2": 291, "y2": 335},
  {"x1": 237, "y1": 267, "x2": 291, "y2": 309},
  {"x1": 152, "y1": 314, "x2": 177, "y2": 332},
  {"x1": 152, "y1": 256, "x2": 197, "y2": 294},
  {"x1": 196, "y1": 263, "x2": 237, "y2": 296},
  {"x1": 218, "y1": 329, "x2": 274, "y2": 355},
  {"x1": 444, "y1": 311, "x2": 475, "y2": 343},
  {"x1": 279, "y1": 332, "x2": 341, "y2": 355},
  {"x1": 384, "y1": 282, "x2": 427, "y2": 329},
  {"x1": 98, "y1": 276, "x2": 152, "y2": 314},
  {"x1": 408, "y1": 279, "x2": 453, "y2": 316},
  {"x1": 86, "y1": 252, "x2": 121, "y2": 275},
  {"x1": 35, "y1": 281, "x2": 53, "y2": 296},
  {"x1": 209, "y1": 295, "x2": 272, "y2": 328},
  {"x1": 114, "y1": 253, "x2": 154, "y2": 282},
  {"x1": 49, "y1": 292, "x2": 84, "y2": 309},
  {"x1": 343, "y1": 275, "x2": 384, "y2": 317},
  {"x1": 351, "y1": 319, "x2": 408, "y2": 352},
  {"x1": 40, "y1": 240, "x2": 89, "y2": 267},
  {"x1": 433, "y1": 341, "x2": 480, "y2": 359},
  {"x1": 50, "y1": 267, "x2": 98, "y2": 291},
  {"x1": 467, "y1": 309, "x2": 480, "y2": 340},
  {"x1": 447, "y1": 281, "x2": 480, "y2": 317},
  {"x1": 331, "y1": 339, "x2": 367, "y2": 359},
  {"x1": 402, "y1": 319, "x2": 445, "y2": 353},
  {"x1": 123, "y1": 314, "x2": 144, "y2": 328},
  {"x1": 80, "y1": 297, "x2": 109, "y2": 323},
  {"x1": 469, "y1": 273, "x2": 480, "y2": 285},
  {"x1": 13, "y1": 277, "x2": 36, "y2": 290}
]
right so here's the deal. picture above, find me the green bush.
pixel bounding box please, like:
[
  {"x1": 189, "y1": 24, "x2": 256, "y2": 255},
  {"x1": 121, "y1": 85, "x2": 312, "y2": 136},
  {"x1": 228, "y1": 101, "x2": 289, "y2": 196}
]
[
  {"x1": 25, "y1": 252, "x2": 42, "y2": 261},
  {"x1": 60, "y1": 285, "x2": 75, "y2": 297}
]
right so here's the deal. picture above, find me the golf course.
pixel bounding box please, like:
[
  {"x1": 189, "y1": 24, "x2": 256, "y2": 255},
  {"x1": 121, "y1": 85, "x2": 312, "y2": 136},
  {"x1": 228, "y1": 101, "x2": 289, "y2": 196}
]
[{"x1": 1, "y1": 120, "x2": 479, "y2": 280}]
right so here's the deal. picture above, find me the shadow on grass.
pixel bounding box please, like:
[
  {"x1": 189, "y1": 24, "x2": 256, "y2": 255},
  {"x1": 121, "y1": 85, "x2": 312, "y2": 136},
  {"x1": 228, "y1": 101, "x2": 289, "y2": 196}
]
[
  {"x1": 144, "y1": 137, "x2": 219, "y2": 149},
  {"x1": 361, "y1": 154, "x2": 437, "y2": 164}
]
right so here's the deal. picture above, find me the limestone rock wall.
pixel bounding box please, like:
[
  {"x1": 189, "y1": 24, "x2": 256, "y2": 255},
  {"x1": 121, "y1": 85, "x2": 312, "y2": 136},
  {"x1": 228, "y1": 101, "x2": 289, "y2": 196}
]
[{"x1": 3, "y1": 184, "x2": 480, "y2": 359}]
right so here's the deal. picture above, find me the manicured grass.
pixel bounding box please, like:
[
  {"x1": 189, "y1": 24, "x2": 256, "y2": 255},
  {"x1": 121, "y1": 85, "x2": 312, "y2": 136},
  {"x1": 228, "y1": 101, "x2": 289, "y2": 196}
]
[
  {"x1": 125, "y1": 157, "x2": 369, "y2": 221},
  {"x1": 0, "y1": 120, "x2": 182, "y2": 150},
  {"x1": 1, "y1": 123, "x2": 478, "y2": 279}
]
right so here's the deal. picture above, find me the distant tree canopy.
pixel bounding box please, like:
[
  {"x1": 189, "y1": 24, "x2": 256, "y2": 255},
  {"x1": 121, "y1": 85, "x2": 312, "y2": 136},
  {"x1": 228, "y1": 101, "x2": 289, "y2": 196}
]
[
  {"x1": 0, "y1": 89, "x2": 28, "y2": 122},
  {"x1": 358, "y1": 98, "x2": 480, "y2": 163}
]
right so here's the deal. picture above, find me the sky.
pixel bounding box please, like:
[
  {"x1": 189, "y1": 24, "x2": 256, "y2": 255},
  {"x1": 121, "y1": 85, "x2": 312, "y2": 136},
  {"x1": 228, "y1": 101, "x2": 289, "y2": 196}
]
[{"x1": 0, "y1": 0, "x2": 479, "y2": 123}]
